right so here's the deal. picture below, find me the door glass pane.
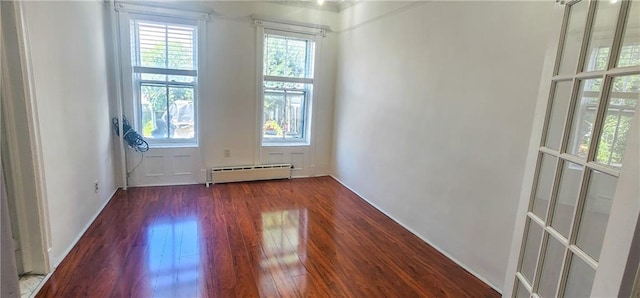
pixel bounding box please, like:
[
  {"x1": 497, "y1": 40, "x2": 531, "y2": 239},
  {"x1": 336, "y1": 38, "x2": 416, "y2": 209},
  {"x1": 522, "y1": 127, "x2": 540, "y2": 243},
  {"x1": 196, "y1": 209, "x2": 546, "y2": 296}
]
[
  {"x1": 532, "y1": 154, "x2": 557, "y2": 221},
  {"x1": 583, "y1": 0, "x2": 621, "y2": 72},
  {"x1": 516, "y1": 279, "x2": 530, "y2": 298},
  {"x1": 537, "y1": 237, "x2": 565, "y2": 298},
  {"x1": 520, "y1": 220, "x2": 544, "y2": 284},
  {"x1": 567, "y1": 79, "x2": 603, "y2": 158},
  {"x1": 595, "y1": 75, "x2": 639, "y2": 168},
  {"x1": 558, "y1": 0, "x2": 589, "y2": 75},
  {"x1": 576, "y1": 170, "x2": 617, "y2": 261},
  {"x1": 617, "y1": 0, "x2": 640, "y2": 68},
  {"x1": 545, "y1": 81, "x2": 573, "y2": 150},
  {"x1": 551, "y1": 162, "x2": 583, "y2": 238},
  {"x1": 563, "y1": 254, "x2": 595, "y2": 298}
]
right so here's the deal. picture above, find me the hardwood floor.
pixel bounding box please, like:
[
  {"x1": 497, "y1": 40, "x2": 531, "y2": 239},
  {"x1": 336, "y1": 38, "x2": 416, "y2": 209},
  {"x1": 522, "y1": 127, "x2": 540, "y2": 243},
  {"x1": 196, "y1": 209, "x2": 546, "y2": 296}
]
[{"x1": 36, "y1": 177, "x2": 498, "y2": 297}]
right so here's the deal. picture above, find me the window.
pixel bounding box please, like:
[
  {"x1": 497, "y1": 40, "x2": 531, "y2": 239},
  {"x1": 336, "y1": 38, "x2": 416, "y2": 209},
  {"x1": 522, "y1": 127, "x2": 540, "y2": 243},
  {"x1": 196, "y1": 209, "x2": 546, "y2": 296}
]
[
  {"x1": 586, "y1": 43, "x2": 640, "y2": 71},
  {"x1": 570, "y1": 44, "x2": 640, "y2": 165},
  {"x1": 130, "y1": 17, "x2": 198, "y2": 144},
  {"x1": 262, "y1": 32, "x2": 316, "y2": 144}
]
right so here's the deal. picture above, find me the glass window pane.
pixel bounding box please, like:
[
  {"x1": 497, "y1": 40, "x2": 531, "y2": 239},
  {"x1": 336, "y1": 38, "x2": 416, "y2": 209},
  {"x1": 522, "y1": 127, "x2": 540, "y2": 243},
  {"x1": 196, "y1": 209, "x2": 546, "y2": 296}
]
[
  {"x1": 595, "y1": 75, "x2": 639, "y2": 168},
  {"x1": 583, "y1": 1, "x2": 621, "y2": 71},
  {"x1": 567, "y1": 79, "x2": 603, "y2": 158},
  {"x1": 519, "y1": 220, "x2": 544, "y2": 284},
  {"x1": 516, "y1": 279, "x2": 530, "y2": 298},
  {"x1": 263, "y1": 89, "x2": 307, "y2": 141},
  {"x1": 168, "y1": 86, "x2": 194, "y2": 139},
  {"x1": 617, "y1": 1, "x2": 640, "y2": 68},
  {"x1": 138, "y1": 22, "x2": 167, "y2": 68},
  {"x1": 264, "y1": 34, "x2": 315, "y2": 79},
  {"x1": 141, "y1": 73, "x2": 166, "y2": 81},
  {"x1": 532, "y1": 154, "x2": 557, "y2": 221},
  {"x1": 166, "y1": 25, "x2": 195, "y2": 70},
  {"x1": 136, "y1": 22, "x2": 196, "y2": 70},
  {"x1": 558, "y1": 0, "x2": 589, "y2": 75},
  {"x1": 141, "y1": 84, "x2": 168, "y2": 139},
  {"x1": 264, "y1": 81, "x2": 305, "y2": 90},
  {"x1": 545, "y1": 81, "x2": 573, "y2": 150},
  {"x1": 167, "y1": 75, "x2": 195, "y2": 84},
  {"x1": 576, "y1": 170, "x2": 617, "y2": 261},
  {"x1": 264, "y1": 91, "x2": 285, "y2": 140},
  {"x1": 285, "y1": 92, "x2": 306, "y2": 139},
  {"x1": 563, "y1": 254, "x2": 595, "y2": 298},
  {"x1": 140, "y1": 74, "x2": 195, "y2": 84},
  {"x1": 551, "y1": 162, "x2": 583, "y2": 238},
  {"x1": 537, "y1": 237, "x2": 566, "y2": 298}
]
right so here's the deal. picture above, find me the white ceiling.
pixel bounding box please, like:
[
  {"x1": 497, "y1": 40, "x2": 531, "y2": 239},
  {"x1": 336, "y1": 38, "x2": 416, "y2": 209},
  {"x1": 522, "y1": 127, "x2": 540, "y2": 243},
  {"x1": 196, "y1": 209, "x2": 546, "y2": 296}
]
[{"x1": 271, "y1": 0, "x2": 359, "y2": 13}]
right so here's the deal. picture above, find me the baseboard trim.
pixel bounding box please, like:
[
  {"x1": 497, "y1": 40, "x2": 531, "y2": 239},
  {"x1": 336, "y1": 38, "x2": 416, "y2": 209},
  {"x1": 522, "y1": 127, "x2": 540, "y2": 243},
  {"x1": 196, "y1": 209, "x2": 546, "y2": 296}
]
[
  {"x1": 128, "y1": 181, "x2": 202, "y2": 188},
  {"x1": 33, "y1": 187, "x2": 119, "y2": 297},
  {"x1": 130, "y1": 174, "x2": 333, "y2": 188},
  {"x1": 329, "y1": 175, "x2": 503, "y2": 295}
]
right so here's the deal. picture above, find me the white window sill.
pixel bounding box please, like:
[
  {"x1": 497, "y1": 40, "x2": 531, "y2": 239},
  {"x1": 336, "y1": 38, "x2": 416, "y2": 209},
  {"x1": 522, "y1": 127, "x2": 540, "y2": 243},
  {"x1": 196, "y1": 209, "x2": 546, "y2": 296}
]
[{"x1": 147, "y1": 142, "x2": 199, "y2": 149}]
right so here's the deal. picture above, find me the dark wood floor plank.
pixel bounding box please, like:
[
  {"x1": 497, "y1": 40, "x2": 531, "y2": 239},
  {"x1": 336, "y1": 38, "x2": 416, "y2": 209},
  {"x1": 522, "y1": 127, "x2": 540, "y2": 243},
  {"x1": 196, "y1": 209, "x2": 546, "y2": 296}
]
[{"x1": 36, "y1": 177, "x2": 499, "y2": 298}]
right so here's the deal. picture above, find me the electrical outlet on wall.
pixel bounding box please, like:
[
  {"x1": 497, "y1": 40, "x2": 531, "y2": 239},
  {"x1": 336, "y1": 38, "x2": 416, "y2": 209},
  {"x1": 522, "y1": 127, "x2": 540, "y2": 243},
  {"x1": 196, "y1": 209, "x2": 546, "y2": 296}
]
[
  {"x1": 94, "y1": 180, "x2": 99, "y2": 193},
  {"x1": 224, "y1": 148, "x2": 231, "y2": 158}
]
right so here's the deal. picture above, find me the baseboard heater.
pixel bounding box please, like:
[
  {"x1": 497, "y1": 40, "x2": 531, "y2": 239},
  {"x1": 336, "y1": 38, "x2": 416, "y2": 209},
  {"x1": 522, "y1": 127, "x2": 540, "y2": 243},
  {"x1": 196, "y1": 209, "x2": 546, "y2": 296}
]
[{"x1": 206, "y1": 164, "x2": 292, "y2": 187}]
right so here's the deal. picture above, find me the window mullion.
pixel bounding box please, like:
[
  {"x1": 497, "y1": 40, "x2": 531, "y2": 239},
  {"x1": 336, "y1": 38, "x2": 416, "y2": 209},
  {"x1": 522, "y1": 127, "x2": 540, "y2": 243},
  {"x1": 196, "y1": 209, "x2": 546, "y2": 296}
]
[
  {"x1": 165, "y1": 84, "x2": 170, "y2": 139},
  {"x1": 607, "y1": 0, "x2": 631, "y2": 70},
  {"x1": 283, "y1": 90, "x2": 288, "y2": 140}
]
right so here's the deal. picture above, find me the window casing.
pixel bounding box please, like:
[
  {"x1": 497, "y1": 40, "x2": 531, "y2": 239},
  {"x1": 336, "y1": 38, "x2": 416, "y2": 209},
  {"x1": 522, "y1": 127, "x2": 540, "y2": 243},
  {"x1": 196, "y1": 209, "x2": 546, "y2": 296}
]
[
  {"x1": 261, "y1": 31, "x2": 316, "y2": 145},
  {"x1": 128, "y1": 15, "x2": 199, "y2": 146}
]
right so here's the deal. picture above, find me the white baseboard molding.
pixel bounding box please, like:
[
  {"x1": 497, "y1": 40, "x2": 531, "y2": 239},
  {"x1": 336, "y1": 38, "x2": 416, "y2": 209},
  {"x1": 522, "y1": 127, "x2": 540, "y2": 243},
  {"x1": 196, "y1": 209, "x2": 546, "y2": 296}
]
[
  {"x1": 135, "y1": 173, "x2": 333, "y2": 187},
  {"x1": 33, "y1": 187, "x2": 119, "y2": 297},
  {"x1": 127, "y1": 181, "x2": 203, "y2": 188},
  {"x1": 130, "y1": 173, "x2": 332, "y2": 188},
  {"x1": 329, "y1": 175, "x2": 503, "y2": 295}
]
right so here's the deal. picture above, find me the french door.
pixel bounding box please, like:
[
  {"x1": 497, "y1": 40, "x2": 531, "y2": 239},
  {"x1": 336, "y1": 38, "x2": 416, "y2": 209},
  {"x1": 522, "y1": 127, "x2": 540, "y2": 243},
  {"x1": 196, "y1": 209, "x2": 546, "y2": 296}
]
[{"x1": 511, "y1": 0, "x2": 639, "y2": 297}]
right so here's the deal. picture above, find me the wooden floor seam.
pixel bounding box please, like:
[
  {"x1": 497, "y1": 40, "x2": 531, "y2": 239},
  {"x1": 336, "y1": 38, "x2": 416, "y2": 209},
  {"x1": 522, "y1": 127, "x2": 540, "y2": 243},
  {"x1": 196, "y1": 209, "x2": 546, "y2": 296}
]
[{"x1": 36, "y1": 176, "x2": 499, "y2": 298}]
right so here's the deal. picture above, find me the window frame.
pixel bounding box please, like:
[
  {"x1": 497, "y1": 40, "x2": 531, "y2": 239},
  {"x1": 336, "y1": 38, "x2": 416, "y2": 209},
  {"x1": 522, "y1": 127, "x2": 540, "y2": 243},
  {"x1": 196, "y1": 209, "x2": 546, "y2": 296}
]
[
  {"x1": 259, "y1": 29, "x2": 320, "y2": 147},
  {"x1": 117, "y1": 7, "x2": 205, "y2": 148}
]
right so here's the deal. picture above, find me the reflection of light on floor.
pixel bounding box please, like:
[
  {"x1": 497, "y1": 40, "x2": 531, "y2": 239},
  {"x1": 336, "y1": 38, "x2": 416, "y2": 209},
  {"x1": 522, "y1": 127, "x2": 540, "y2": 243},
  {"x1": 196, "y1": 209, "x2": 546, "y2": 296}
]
[
  {"x1": 260, "y1": 209, "x2": 308, "y2": 295},
  {"x1": 147, "y1": 218, "x2": 200, "y2": 297}
]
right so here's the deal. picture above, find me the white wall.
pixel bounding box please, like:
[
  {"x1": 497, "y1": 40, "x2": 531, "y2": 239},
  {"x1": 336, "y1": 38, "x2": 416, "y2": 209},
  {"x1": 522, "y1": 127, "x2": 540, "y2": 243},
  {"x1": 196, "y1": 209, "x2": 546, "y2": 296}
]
[
  {"x1": 21, "y1": 1, "x2": 117, "y2": 267},
  {"x1": 332, "y1": 1, "x2": 555, "y2": 291},
  {"x1": 124, "y1": 1, "x2": 339, "y2": 186}
]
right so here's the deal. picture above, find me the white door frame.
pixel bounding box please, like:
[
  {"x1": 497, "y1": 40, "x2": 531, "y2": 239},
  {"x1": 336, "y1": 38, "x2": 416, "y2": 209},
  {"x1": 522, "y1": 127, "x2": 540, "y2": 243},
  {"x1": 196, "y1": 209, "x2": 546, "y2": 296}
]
[{"x1": 0, "y1": 0, "x2": 51, "y2": 274}]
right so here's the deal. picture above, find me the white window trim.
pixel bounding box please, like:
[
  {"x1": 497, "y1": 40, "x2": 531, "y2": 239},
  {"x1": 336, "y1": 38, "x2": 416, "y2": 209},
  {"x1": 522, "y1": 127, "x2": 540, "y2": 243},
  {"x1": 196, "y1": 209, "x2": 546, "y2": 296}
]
[
  {"x1": 256, "y1": 25, "x2": 323, "y2": 148},
  {"x1": 116, "y1": 4, "x2": 208, "y2": 148},
  {"x1": 115, "y1": 1, "x2": 210, "y2": 21},
  {"x1": 252, "y1": 15, "x2": 330, "y2": 37}
]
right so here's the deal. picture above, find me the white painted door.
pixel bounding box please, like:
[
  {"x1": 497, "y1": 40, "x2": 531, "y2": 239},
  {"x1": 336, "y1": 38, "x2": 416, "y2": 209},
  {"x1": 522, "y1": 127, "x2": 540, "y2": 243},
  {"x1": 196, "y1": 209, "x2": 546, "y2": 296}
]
[{"x1": 507, "y1": 0, "x2": 639, "y2": 297}]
